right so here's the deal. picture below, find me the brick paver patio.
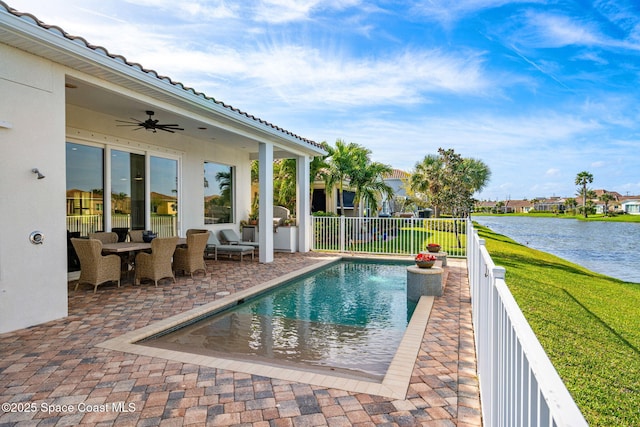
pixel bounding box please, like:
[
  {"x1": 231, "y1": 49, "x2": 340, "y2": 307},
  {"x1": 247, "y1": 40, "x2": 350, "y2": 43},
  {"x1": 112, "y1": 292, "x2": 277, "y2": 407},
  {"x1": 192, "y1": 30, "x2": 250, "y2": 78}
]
[{"x1": 0, "y1": 252, "x2": 481, "y2": 426}]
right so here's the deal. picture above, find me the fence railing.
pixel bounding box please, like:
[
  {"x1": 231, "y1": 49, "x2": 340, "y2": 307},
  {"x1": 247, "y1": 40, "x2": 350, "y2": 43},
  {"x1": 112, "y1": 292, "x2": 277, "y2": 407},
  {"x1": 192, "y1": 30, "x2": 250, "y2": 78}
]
[
  {"x1": 467, "y1": 221, "x2": 587, "y2": 427},
  {"x1": 310, "y1": 216, "x2": 467, "y2": 257},
  {"x1": 66, "y1": 215, "x2": 177, "y2": 237}
]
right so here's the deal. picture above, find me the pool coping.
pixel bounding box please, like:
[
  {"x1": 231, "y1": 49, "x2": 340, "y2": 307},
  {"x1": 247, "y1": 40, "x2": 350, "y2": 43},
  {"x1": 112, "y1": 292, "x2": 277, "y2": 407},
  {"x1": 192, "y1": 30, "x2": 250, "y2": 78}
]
[{"x1": 97, "y1": 255, "x2": 435, "y2": 399}]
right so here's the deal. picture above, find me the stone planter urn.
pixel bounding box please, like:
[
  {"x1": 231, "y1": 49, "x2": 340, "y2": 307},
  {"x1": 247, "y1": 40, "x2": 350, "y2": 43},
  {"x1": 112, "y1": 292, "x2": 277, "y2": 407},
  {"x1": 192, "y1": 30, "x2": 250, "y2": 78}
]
[
  {"x1": 415, "y1": 253, "x2": 437, "y2": 269},
  {"x1": 426, "y1": 244, "x2": 441, "y2": 253}
]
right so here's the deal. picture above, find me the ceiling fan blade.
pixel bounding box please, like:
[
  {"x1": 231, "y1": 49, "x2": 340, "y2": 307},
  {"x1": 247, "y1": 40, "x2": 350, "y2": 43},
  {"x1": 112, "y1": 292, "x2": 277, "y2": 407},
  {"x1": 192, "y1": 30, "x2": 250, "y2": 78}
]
[{"x1": 116, "y1": 113, "x2": 182, "y2": 133}]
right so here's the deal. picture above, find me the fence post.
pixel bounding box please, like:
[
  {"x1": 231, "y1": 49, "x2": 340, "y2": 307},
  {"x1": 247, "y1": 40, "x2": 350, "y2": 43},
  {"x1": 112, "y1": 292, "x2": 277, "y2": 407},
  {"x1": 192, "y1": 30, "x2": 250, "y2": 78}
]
[{"x1": 339, "y1": 216, "x2": 345, "y2": 253}]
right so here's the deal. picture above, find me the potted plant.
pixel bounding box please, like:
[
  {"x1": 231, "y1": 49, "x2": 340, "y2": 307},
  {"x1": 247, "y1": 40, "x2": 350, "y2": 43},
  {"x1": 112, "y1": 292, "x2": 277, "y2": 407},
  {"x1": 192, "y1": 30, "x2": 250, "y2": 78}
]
[
  {"x1": 426, "y1": 243, "x2": 441, "y2": 253},
  {"x1": 415, "y1": 253, "x2": 437, "y2": 268}
]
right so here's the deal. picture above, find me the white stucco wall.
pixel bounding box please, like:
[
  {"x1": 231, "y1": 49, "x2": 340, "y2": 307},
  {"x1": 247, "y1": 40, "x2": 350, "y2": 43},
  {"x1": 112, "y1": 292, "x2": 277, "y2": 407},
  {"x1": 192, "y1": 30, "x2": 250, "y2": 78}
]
[{"x1": 0, "y1": 45, "x2": 68, "y2": 333}]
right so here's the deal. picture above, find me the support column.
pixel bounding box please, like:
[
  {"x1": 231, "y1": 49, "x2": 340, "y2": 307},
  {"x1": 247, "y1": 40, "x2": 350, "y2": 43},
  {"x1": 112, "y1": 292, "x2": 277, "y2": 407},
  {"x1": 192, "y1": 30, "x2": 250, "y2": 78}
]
[
  {"x1": 296, "y1": 154, "x2": 311, "y2": 252},
  {"x1": 258, "y1": 143, "x2": 274, "y2": 263}
]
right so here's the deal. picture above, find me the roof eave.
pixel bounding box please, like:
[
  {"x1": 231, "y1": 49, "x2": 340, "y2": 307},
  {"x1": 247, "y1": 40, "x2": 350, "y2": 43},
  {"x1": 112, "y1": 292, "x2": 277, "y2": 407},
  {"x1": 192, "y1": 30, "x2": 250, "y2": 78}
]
[{"x1": 0, "y1": 2, "x2": 326, "y2": 155}]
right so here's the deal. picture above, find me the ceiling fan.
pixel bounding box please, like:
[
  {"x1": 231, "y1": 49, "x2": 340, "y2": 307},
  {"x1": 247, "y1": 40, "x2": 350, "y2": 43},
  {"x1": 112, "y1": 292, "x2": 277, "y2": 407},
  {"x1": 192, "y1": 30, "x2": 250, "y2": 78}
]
[{"x1": 116, "y1": 110, "x2": 184, "y2": 133}]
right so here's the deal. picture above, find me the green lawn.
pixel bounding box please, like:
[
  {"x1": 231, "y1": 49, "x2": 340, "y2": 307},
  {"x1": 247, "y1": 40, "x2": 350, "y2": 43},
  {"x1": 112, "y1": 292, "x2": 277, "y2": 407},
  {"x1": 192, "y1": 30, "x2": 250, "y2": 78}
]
[
  {"x1": 313, "y1": 219, "x2": 467, "y2": 256},
  {"x1": 476, "y1": 223, "x2": 640, "y2": 426}
]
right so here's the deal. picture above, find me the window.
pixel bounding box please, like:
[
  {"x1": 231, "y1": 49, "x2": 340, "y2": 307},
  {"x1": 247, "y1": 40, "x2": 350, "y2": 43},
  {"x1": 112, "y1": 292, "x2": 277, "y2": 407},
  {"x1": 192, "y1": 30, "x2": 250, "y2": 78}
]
[
  {"x1": 204, "y1": 162, "x2": 233, "y2": 224},
  {"x1": 66, "y1": 143, "x2": 104, "y2": 236}
]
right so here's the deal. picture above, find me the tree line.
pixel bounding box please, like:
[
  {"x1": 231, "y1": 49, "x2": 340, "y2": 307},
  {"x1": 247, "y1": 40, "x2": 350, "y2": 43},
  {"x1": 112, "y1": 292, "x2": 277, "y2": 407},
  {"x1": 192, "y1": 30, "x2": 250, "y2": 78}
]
[{"x1": 261, "y1": 139, "x2": 491, "y2": 218}]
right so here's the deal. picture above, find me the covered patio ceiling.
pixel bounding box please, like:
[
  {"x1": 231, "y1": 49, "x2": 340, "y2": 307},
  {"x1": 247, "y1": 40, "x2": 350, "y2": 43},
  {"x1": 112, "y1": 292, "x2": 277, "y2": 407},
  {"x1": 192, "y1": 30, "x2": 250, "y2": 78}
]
[{"x1": 65, "y1": 75, "x2": 310, "y2": 159}]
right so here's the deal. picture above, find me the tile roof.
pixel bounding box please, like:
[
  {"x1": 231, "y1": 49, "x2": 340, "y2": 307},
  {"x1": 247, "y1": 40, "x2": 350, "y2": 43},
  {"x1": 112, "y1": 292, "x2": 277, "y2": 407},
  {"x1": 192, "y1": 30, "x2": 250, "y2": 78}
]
[
  {"x1": 384, "y1": 169, "x2": 410, "y2": 180},
  {"x1": 0, "y1": 1, "x2": 322, "y2": 150}
]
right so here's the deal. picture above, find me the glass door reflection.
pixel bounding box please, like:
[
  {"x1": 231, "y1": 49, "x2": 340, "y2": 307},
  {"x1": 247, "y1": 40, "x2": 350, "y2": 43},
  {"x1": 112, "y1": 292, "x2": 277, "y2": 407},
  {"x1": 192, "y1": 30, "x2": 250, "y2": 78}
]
[{"x1": 111, "y1": 150, "x2": 146, "y2": 232}]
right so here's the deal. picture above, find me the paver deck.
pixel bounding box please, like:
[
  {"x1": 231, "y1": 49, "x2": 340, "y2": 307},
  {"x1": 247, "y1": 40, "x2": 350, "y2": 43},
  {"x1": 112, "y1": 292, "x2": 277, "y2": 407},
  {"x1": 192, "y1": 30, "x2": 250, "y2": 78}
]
[{"x1": 0, "y1": 252, "x2": 481, "y2": 426}]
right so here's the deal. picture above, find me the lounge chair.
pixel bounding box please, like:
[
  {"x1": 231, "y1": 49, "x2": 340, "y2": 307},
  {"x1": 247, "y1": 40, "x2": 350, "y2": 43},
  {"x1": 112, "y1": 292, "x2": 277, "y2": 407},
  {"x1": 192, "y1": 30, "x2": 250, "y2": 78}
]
[
  {"x1": 134, "y1": 236, "x2": 179, "y2": 286},
  {"x1": 206, "y1": 233, "x2": 254, "y2": 262},
  {"x1": 219, "y1": 229, "x2": 260, "y2": 249},
  {"x1": 71, "y1": 238, "x2": 121, "y2": 293},
  {"x1": 173, "y1": 231, "x2": 209, "y2": 277}
]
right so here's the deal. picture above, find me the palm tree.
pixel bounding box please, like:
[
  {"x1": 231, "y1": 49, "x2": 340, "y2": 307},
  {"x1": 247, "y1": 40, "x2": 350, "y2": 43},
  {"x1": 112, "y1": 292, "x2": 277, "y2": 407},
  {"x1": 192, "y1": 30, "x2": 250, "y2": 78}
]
[
  {"x1": 215, "y1": 170, "x2": 232, "y2": 205},
  {"x1": 575, "y1": 171, "x2": 594, "y2": 218},
  {"x1": 273, "y1": 159, "x2": 297, "y2": 212},
  {"x1": 324, "y1": 139, "x2": 361, "y2": 216},
  {"x1": 409, "y1": 149, "x2": 491, "y2": 218},
  {"x1": 310, "y1": 141, "x2": 330, "y2": 207},
  {"x1": 564, "y1": 197, "x2": 576, "y2": 215},
  {"x1": 409, "y1": 154, "x2": 444, "y2": 217},
  {"x1": 350, "y1": 160, "x2": 394, "y2": 216},
  {"x1": 599, "y1": 192, "x2": 615, "y2": 216},
  {"x1": 462, "y1": 158, "x2": 491, "y2": 192}
]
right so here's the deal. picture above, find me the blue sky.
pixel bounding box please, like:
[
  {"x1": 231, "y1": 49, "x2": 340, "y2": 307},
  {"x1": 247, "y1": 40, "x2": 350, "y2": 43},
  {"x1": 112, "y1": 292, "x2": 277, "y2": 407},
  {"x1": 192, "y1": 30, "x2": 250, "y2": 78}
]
[{"x1": 11, "y1": 0, "x2": 640, "y2": 200}]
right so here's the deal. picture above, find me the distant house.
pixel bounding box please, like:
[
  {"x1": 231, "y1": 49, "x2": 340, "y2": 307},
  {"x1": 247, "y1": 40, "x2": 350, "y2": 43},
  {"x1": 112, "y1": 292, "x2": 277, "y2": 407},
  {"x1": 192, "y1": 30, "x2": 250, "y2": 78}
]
[
  {"x1": 381, "y1": 169, "x2": 410, "y2": 215},
  {"x1": 508, "y1": 199, "x2": 534, "y2": 213},
  {"x1": 621, "y1": 199, "x2": 640, "y2": 215},
  {"x1": 474, "y1": 199, "x2": 532, "y2": 214},
  {"x1": 592, "y1": 190, "x2": 622, "y2": 214},
  {"x1": 534, "y1": 197, "x2": 566, "y2": 213}
]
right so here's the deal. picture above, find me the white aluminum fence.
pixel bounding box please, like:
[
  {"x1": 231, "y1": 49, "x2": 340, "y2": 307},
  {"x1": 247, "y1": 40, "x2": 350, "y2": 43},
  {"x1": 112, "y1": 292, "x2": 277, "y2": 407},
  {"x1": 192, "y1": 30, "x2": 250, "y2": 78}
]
[
  {"x1": 66, "y1": 215, "x2": 177, "y2": 237},
  {"x1": 467, "y1": 221, "x2": 587, "y2": 427},
  {"x1": 311, "y1": 216, "x2": 467, "y2": 257}
]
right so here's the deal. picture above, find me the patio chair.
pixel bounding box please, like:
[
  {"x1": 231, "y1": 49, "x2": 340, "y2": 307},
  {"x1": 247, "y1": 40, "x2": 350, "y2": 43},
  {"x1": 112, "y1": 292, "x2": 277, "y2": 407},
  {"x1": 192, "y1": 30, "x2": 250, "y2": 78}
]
[
  {"x1": 206, "y1": 232, "x2": 254, "y2": 262},
  {"x1": 173, "y1": 231, "x2": 209, "y2": 278},
  {"x1": 111, "y1": 227, "x2": 129, "y2": 242},
  {"x1": 71, "y1": 238, "x2": 121, "y2": 293},
  {"x1": 186, "y1": 228, "x2": 208, "y2": 237},
  {"x1": 219, "y1": 229, "x2": 259, "y2": 249},
  {"x1": 88, "y1": 231, "x2": 118, "y2": 244},
  {"x1": 134, "y1": 236, "x2": 179, "y2": 286},
  {"x1": 128, "y1": 230, "x2": 145, "y2": 242}
]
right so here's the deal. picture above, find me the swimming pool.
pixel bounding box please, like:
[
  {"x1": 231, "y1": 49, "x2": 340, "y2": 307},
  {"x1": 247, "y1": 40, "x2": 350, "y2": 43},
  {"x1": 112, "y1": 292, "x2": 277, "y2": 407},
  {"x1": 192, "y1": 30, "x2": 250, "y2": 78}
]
[
  {"x1": 98, "y1": 256, "x2": 436, "y2": 398},
  {"x1": 142, "y1": 260, "x2": 416, "y2": 380}
]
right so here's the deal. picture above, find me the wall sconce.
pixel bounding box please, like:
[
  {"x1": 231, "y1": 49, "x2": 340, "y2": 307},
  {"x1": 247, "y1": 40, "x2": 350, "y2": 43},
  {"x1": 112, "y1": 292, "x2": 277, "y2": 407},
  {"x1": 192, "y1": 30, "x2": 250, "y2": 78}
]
[{"x1": 32, "y1": 168, "x2": 45, "y2": 179}]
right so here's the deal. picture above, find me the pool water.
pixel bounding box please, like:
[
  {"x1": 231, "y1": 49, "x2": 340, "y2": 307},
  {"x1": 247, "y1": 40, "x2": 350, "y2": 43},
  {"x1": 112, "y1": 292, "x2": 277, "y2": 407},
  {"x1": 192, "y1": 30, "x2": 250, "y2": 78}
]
[{"x1": 143, "y1": 260, "x2": 415, "y2": 379}]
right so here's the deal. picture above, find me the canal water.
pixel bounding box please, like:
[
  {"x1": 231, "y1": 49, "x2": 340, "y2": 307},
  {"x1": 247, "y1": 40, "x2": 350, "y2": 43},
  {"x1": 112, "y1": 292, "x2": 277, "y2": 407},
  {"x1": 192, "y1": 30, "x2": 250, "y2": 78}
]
[{"x1": 473, "y1": 215, "x2": 640, "y2": 284}]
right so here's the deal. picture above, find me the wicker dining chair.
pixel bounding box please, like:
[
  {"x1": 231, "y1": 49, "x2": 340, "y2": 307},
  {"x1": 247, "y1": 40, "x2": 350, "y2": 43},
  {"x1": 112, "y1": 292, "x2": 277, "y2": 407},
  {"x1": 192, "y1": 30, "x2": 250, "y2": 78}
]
[
  {"x1": 186, "y1": 228, "x2": 208, "y2": 237},
  {"x1": 71, "y1": 238, "x2": 121, "y2": 293},
  {"x1": 88, "y1": 231, "x2": 118, "y2": 244},
  {"x1": 173, "y1": 232, "x2": 209, "y2": 278},
  {"x1": 128, "y1": 230, "x2": 145, "y2": 243},
  {"x1": 134, "y1": 236, "x2": 179, "y2": 286}
]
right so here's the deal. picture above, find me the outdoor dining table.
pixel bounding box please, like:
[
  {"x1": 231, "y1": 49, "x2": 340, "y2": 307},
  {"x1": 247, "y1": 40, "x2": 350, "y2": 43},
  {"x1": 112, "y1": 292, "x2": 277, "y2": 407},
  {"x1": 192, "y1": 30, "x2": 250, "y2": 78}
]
[
  {"x1": 101, "y1": 238, "x2": 186, "y2": 280},
  {"x1": 101, "y1": 238, "x2": 186, "y2": 254}
]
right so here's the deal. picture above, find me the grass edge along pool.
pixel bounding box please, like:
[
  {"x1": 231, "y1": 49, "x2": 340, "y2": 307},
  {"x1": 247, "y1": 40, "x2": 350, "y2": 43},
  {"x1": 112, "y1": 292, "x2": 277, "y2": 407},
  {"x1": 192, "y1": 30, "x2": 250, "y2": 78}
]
[{"x1": 97, "y1": 256, "x2": 436, "y2": 399}]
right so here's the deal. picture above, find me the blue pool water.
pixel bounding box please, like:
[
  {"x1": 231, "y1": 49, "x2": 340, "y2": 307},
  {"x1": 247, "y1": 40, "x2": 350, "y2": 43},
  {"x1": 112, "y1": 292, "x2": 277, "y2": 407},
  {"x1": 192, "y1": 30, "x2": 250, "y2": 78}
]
[{"x1": 144, "y1": 260, "x2": 415, "y2": 379}]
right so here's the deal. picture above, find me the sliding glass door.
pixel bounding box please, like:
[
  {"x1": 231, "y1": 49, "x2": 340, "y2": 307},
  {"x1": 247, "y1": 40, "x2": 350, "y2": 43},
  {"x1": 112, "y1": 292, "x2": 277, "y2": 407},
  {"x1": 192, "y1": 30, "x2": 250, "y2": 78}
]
[
  {"x1": 111, "y1": 150, "x2": 146, "y2": 231},
  {"x1": 150, "y1": 156, "x2": 178, "y2": 237},
  {"x1": 66, "y1": 143, "x2": 104, "y2": 236},
  {"x1": 67, "y1": 142, "x2": 180, "y2": 242}
]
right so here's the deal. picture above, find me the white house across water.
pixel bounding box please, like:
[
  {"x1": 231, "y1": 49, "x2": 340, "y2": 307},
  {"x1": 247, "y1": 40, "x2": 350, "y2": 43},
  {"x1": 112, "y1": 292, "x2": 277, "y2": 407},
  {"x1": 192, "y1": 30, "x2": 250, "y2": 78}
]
[{"x1": 0, "y1": 2, "x2": 326, "y2": 334}]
